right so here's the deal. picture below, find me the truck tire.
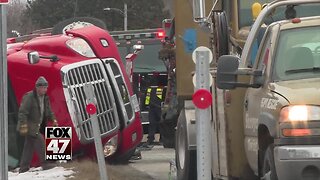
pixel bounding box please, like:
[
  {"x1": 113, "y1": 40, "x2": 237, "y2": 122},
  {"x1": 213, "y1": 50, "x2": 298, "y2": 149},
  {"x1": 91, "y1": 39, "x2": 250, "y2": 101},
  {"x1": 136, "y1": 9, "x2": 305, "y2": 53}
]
[
  {"x1": 159, "y1": 117, "x2": 176, "y2": 148},
  {"x1": 107, "y1": 147, "x2": 136, "y2": 165},
  {"x1": 52, "y1": 17, "x2": 107, "y2": 35},
  {"x1": 213, "y1": 11, "x2": 229, "y2": 57},
  {"x1": 175, "y1": 116, "x2": 197, "y2": 180},
  {"x1": 261, "y1": 144, "x2": 278, "y2": 180}
]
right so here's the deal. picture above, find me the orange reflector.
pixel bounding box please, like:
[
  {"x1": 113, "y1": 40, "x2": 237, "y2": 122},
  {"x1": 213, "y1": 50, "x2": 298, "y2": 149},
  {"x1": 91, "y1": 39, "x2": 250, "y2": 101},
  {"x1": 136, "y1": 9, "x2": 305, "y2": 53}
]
[
  {"x1": 291, "y1": 18, "x2": 301, "y2": 24},
  {"x1": 282, "y1": 129, "x2": 311, "y2": 137}
]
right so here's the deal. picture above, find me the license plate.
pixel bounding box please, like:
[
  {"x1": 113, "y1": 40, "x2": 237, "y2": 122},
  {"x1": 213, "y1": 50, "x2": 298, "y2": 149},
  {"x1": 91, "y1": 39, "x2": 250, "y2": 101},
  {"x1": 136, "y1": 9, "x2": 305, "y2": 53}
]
[{"x1": 131, "y1": 94, "x2": 140, "y2": 112}]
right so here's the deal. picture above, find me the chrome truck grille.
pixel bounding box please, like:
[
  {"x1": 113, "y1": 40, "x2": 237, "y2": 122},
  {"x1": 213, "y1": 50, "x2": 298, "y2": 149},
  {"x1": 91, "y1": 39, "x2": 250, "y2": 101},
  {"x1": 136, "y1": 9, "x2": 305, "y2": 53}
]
[
  {"x1": 61, "y1": 59, "x2": 120, "y2": 143},
  {"x1": 102, "y1": 58, "x2": 136, "y2": 125}
]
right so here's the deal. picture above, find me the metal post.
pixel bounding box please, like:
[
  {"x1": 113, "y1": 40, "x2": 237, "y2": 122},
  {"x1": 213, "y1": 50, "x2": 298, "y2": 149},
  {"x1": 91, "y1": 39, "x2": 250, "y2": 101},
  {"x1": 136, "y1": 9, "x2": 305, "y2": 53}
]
[
  {"x1": 84, "y1": 84, "x2": 108, "y2": 180},
  {"x1": 0, "y1": 4, "x2": 8, "y2": 180},
  {"x1": 124, "y1": 3, "x2": 127, "y2": 31},
  {"x1": 194, "y1": 48, "x2": 212, "y2": 180},
  {"x1": 192, "y1": 0, "x2": 206, "y2": 22},
  {"x1": 103, "y1": 3, "x2": 127, "y2": 31}
]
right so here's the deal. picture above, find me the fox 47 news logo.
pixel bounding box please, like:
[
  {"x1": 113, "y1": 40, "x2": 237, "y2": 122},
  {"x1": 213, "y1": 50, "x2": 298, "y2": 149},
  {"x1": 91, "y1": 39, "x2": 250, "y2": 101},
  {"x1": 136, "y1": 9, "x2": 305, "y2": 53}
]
[{"x1": 45, "y1": 127, "x2": 72, "y2": 161}]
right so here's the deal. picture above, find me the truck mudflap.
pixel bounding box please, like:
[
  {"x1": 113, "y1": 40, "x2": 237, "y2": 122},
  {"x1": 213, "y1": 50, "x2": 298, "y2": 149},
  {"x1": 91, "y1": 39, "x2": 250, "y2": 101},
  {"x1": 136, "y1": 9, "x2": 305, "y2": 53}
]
[{"x1": 274, "y1": 145, "x2": 320, "y2": 180}]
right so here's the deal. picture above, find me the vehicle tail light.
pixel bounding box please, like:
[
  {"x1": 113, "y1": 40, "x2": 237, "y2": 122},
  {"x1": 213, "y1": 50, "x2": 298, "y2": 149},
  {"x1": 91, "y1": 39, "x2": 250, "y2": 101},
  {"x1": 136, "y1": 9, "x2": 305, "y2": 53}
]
[
  {"x1": 282, "y1": 129, "x2": 311, "y2": 137},
  {"x1": 156, "y1": 30, "x2": 165, "y2": 39}
]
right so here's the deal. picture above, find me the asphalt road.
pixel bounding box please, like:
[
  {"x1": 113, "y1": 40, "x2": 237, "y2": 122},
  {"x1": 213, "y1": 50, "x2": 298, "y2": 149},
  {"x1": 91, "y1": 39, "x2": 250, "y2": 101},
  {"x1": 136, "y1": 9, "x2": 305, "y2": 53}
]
[
  {"x1": 129, "y1": 145, "x2": 176, "y2": 180},
  {"x1": 104, "y1": 144, "x2": 176, "y2": 180},
  {"x1": 65, "y1": 133, "x2": 176, "y2": 180}
]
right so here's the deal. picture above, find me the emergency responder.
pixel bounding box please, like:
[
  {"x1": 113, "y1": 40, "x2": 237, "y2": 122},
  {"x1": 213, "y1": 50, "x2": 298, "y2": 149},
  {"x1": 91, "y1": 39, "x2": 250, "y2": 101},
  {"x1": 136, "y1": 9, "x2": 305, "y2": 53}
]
[
  {"x1": 144, "y1": 85, "x2": 163, "y2": 147},
  {"x1": 17, "y1": 76, "x2": 58, "y2": 173}
]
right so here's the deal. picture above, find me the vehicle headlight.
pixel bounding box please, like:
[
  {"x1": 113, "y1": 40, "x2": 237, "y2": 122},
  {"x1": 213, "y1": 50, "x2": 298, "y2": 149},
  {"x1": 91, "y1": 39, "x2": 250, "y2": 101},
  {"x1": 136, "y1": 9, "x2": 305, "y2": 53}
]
[
  {"x1": 66, "y1": 38, "x2": 96, "y2": 58},
  {"x1": 103, "y1": 135, "x2": 118, "y2": 157},
  {"x1": 280, "y1": 105, "x2": 320, "y2": 122}
]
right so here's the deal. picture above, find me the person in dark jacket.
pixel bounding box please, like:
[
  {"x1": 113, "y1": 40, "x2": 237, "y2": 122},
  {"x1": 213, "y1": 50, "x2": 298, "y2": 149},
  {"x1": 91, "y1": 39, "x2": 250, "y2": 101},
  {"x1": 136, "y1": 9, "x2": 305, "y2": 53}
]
[
  {"x1": 17, "y1": 76, "x2": 58, "y2": 173},
  {"x1": 140, "y1": 84, "x2": 163, "y2": 150}
]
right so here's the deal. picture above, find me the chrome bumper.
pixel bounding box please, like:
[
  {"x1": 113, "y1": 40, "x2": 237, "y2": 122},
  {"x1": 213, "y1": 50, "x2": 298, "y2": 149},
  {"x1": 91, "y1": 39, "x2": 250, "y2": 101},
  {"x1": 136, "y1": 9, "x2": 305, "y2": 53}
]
[
  {"x1": 274, "y1": 145, "x2": 320, "y2": 180},
  {"x1": 277, "y1": 146, "x2": 320, "y2": 160}
]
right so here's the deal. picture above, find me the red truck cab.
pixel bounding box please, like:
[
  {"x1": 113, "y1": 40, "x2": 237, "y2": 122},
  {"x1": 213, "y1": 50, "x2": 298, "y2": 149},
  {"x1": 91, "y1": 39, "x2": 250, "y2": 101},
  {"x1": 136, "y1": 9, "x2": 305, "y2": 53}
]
[{"x1": 7, "y1": 24, "x2": 143, "y2": 168}]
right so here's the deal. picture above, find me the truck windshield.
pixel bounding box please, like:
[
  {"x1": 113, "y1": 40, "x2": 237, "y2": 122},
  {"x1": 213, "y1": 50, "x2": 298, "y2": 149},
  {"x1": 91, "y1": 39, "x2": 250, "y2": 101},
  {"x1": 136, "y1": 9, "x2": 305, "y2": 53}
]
[
  {"x1": 118, "y1": 44, "x2": 166, "y2": 73},
  {"x1": 273, "y1": 25, "x2": 320, "y2": 81},
  {"x1": 238, "y1": 0, "x2": 271, "y2": 28},
  {"x1": 238, "y1": 1, "x2": 320, "y2": 28}
]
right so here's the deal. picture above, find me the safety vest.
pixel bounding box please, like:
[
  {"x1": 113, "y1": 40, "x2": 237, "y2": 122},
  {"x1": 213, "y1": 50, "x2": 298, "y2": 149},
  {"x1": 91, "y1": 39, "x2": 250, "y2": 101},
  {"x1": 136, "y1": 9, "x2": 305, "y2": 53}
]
[{"x1": 145, "y1": 87, "x2": 163, "y2": 105}]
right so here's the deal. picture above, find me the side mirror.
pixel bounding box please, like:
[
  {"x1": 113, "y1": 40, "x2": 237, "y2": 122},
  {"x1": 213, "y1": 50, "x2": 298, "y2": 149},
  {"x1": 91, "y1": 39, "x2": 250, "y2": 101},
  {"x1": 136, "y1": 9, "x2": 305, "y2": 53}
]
[
  {"x1": 217, "y1": 55, "x2": 264, "y2": 89},
  {"x1": 133, "y1": 44, "x2": 144, "y2": 52},
  {"x1": 125, "y1": 45, "x2": 144, "y2": 62},
  {"x1": 216, "y1": 55, "x2": 240, "y2": 89},
  {"x1": 28, "y1": 51, "x2": 40, "y2": 64}
]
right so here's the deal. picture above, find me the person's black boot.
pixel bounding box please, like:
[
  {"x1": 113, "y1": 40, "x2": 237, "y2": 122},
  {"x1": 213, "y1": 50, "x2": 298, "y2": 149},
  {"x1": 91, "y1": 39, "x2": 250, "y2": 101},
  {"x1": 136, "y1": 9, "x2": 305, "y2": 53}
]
[
  {"x1": 42, "y1": 163, "x2": 55, "y2": 170},
  {"x1": 139, "y1": 141, "x2": 154, "y2": 151},
  {"x1": 19, "y1": 167, "x2": 30, "y2": 173},
  {"x1": 130, "y1": 149, "x2": 142, "y2": 160}
]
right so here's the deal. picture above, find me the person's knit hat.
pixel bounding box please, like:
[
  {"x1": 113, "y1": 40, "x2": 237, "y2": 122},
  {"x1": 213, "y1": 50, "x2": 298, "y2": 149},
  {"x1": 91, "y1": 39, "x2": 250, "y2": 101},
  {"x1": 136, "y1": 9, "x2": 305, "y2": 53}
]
[{"x1": 35, "y1": 76, "x2": 48, "y2": 87}]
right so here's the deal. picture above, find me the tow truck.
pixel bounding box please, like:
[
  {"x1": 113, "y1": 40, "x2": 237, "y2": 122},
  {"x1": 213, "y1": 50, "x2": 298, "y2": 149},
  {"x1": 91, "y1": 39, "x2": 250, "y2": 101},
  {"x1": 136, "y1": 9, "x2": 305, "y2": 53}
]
[{"x1": 170, "y1": 0, "x2": 320, "y2": 179}]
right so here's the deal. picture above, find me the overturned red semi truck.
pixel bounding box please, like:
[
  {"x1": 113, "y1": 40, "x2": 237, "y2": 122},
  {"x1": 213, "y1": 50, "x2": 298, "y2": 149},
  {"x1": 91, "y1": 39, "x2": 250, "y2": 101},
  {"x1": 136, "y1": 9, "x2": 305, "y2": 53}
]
[{"x1": 6, "y1": 21, "x2": 143, "y2": 168}]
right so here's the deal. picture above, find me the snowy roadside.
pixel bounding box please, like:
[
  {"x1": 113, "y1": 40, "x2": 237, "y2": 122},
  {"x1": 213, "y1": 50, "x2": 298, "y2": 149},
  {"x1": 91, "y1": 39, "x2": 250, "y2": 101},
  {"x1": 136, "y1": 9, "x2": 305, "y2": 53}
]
[{"x1": 8, "y1": 166, "x2": 75, "y2": 180}]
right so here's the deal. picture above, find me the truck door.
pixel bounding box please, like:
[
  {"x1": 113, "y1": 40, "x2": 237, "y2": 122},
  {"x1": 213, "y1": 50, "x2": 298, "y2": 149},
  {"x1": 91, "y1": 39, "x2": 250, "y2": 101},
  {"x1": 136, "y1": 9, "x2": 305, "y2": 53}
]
[{"x1": 244, "y1": 28, "x2": 272, "y2": 173}]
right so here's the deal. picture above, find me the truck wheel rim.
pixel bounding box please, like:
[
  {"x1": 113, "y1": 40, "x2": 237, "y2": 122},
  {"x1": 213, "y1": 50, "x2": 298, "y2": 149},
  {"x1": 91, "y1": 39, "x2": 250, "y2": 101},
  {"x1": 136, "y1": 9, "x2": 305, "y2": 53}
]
[{"x1": 178, "y1": 124, "x2": 185, "y2": 169}]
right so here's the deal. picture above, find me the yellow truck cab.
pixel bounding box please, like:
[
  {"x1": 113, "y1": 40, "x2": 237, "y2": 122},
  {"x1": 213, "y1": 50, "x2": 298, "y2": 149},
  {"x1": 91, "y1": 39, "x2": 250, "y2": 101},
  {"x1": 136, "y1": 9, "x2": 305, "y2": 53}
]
[{"x1": 217, "y1": 1, "x2": 320, "y2": 179}]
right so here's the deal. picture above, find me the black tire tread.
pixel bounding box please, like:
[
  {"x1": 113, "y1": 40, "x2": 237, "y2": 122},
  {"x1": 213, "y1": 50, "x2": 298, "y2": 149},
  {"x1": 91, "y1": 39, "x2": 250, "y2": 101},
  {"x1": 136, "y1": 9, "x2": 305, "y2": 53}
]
[
  {"x1": 175, "y1": 114, "x2": 197, "y2": 180},
  {"x1": 262, "y1": 144, "x2": 278, "y2": 180}
]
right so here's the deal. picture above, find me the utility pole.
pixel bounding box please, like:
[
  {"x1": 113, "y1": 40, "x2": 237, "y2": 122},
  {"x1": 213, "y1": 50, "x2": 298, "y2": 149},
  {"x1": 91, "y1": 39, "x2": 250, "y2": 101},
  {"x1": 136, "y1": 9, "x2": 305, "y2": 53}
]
[
  {"x1": 104, "y1": 3, "x2": 128, "y2": 31},
  {"x1": 124, "y1": 3, "x2": 127, "y2": 31}
]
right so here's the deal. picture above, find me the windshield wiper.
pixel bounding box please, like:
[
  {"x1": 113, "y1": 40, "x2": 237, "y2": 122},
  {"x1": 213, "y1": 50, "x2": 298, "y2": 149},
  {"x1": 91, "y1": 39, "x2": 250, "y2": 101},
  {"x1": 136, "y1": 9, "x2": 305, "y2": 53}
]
[{"x1": 285, "y1": 67, "x2": 320, "y2": 74}]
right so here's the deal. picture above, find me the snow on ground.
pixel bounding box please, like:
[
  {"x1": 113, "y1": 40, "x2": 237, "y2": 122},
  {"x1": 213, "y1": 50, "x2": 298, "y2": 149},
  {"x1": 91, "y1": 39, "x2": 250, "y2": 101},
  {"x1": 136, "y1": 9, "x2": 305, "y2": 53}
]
[{"x1": 8, "y1": 166, "x2": 75, "y2": 180}]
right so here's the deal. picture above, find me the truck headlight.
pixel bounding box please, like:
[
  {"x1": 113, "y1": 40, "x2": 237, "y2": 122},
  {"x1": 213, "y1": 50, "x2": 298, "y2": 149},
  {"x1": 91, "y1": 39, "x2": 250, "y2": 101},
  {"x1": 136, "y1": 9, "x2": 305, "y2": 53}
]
[
  {"x1": 66, "y1": 38, "x2": 96, "y2": 58},
  {"x1": 103, "y1": 135, "x2": 118, "y2": 157},
  {"x1": 280, "y1": 105, "x2": 320, "y2": 122}
]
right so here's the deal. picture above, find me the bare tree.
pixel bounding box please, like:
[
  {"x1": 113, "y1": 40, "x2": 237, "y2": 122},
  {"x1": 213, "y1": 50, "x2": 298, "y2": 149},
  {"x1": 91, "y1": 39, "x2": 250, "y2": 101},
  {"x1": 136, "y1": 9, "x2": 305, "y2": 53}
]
[
  {"x1": 162, "y1": 0, "x2": 174, "y2": 17},
  {"x1": 7, "y1": 0, "x2": 32, "y2": 37}
]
